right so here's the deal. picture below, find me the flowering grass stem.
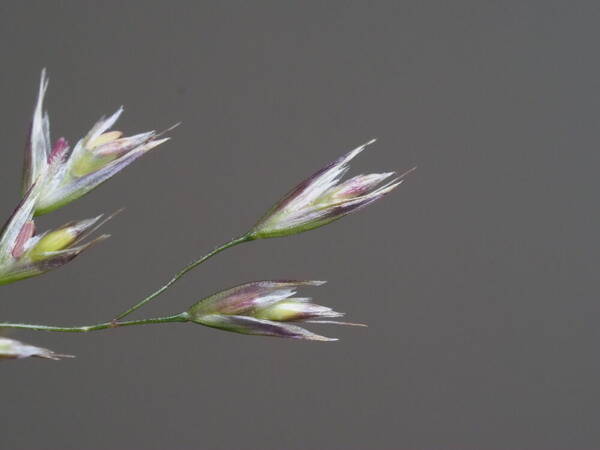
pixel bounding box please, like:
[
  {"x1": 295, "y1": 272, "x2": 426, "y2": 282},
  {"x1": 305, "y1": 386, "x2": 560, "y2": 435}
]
[
  {"x1": 0, "y1": 235, "x2": 252, "y2": 333},
  {"x1": 0, "y1": 312, "x2": 190, "y2": 333},
  {"x1": 112, "y1": 234, "x2": 254, "y2": 321}
]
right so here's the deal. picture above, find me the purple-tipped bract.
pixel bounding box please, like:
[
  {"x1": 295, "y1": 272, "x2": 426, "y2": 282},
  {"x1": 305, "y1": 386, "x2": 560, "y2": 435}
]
[
  {"x1": 0, "y1": 186, "x2": 115, "y2": 285},
  {"x1": 22, "y1": 69, "x2": 171, "y2": 215},
  {"x1": 250, "y1": 140, "x2": 414, "y2": 238},
  {"x1": 188, "y1": 280, "x2": 364, "y2": 341}
]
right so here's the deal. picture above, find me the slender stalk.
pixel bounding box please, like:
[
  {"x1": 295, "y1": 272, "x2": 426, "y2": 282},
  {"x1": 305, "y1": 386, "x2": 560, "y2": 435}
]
[
  {"x1": 112, "y1": 234, "x2": 254, "y2": 321},
  {"x1": 0, "y1": 312, "x2": 190, "y2": 333}
]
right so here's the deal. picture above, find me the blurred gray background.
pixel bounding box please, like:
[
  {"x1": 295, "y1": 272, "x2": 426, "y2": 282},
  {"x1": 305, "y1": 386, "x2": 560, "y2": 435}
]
[{"x1": 0, "y1": 1, "x2": 598, "y2": 449}]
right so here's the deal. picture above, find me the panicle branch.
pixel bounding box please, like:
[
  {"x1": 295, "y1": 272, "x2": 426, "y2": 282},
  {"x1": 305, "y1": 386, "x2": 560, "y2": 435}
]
[{"x1": 0, "y1": 70, "x2": 413, "y2": 360}]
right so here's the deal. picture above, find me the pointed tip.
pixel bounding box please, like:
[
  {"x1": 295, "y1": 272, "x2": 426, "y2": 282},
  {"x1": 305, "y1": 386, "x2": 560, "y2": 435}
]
[
  {"x1": 79, "y1": 234, "x2": 111, "y2": 252},
  {"x1": 112, "y1": 106, "x2": 125, "y2": 121},
  {"x1": 73, "y1": 208, "x2": 121, "y2": 245},
  {"x1": 42, "y1": 353, "x2": 76, "y2": 360},
  {"x1": 96, "y1": 208, "x2": 123, "y2": 224},
  {"x1": 78, "y1": 234, "x2": 111, "y2": 250},
  {"x1": 397, "y1": 165, "x2": 418, "y2": 179},
  {"x1": 305, "y1": 334, "x2": 339, "y2": 342},
  {"x1": 104, "y1": 207, "x2": 125, "y2": 221},
  {"x1": 153, "y1": 122, "x2": 181, "y2": 140},
  {"x1": 167, "y1": 121, "x2": 182, "y2": 132},
  {"x1": 40, "y1": 68, "x2": 48, "y2": 85},
  {"x1": 108, "y1": 106, "x2": 125, "y2": 122},
  {"x1": 35, "y1": 69, "x2": 49, "y2": 109},
  {"x1": 70, "y1": 215, "x2": 104, "y2": 233},
  {"x1": 305, "y1": 320, "x2": 367, "y2": 327},
  {"x1": 376, "y1": 179, "x2": 404, "y2": 195},
  {"x1": 82, "y1": 233, "x2": 111, "y2": 250},
  {"x1": 348, "y1": 138, "x2": 377, "y2": 160},
  {"x1": 338, "y1": 321, "x2": 368, "y2": 327},
  {"x1": 371, "y1": 172, "x2": 397, "y2": 185},
  {"x1": 343, "y1": 142, "x2": 370, "y2": 164},
  {"x1": 147, "y1": 137, "x2": 170, "y2": 148},
  {"x1": 358, "y1": 139, "x2": 376, "y2": 151}
]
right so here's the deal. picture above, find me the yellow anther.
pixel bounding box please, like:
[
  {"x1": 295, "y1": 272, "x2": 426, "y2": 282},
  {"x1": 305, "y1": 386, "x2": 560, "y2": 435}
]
[
  {"x1": 255, "y1": 302, "x2": 303, "y2": 321},
  {"x1": 29, "y1": 228, "x2": 77, "y2": 261},
  {"x1": 87, "y1": 131, "x2": 123, "y2": 150}
]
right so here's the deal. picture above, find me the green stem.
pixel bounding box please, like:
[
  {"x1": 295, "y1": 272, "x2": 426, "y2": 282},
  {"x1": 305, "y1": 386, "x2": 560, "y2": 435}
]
[
  {"x1": 0, "y1": 312, "x2": 190, "y2": 333},
  {"x1": 113, "y1": 234, "x2": 254, "y2": 321}
]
